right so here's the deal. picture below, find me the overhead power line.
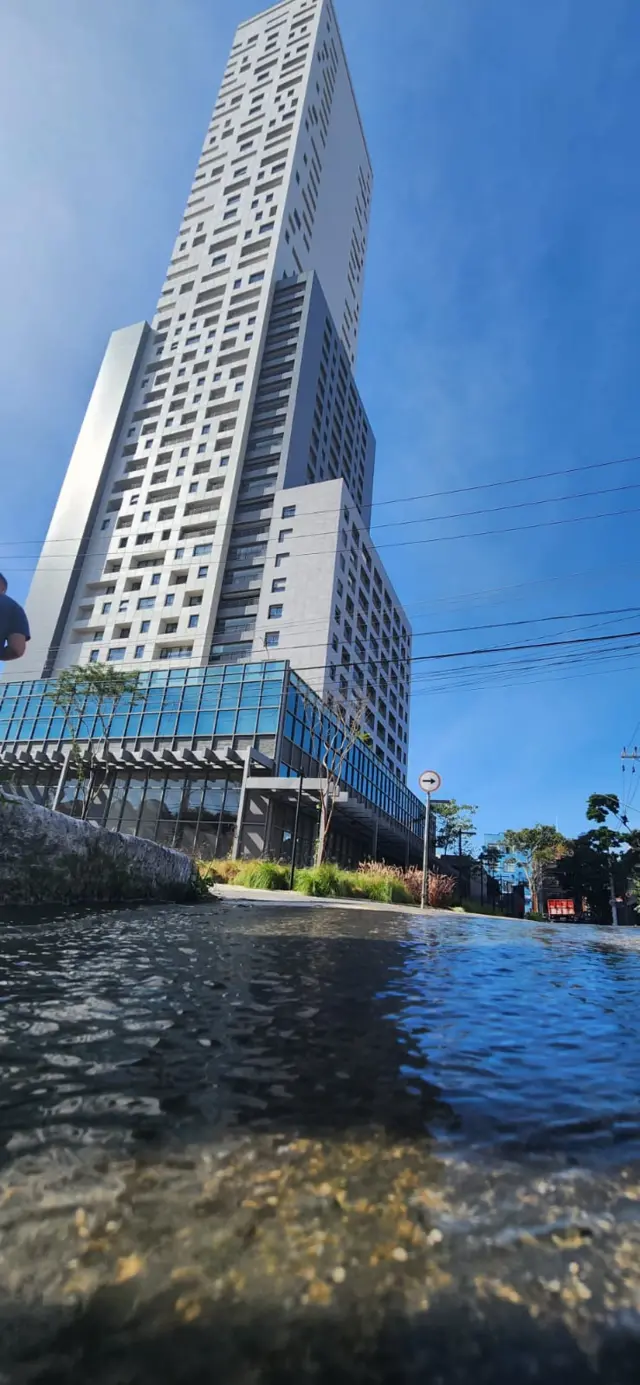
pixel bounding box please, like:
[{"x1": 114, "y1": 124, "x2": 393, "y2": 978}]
[
  {"x1": 34, "y1": 602, "x2": 640, "y2": 665},
  {"x1": 14, "y1": 625, "x2": 640, "y2": 684},
  {"x1": 3, "y1": 497, "x2": 640, "y2": 577},
  {"x1": 2, "y1": 448, "x2": 640, "y2": 552},
  {"x1": 3, "y1": 447, "x2": 640, "y2": 551}
]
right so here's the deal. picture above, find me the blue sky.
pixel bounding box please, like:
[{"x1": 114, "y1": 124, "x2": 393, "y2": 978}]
[{"x1": 2, "y1": 0, "x2": 640, "y2": 842}]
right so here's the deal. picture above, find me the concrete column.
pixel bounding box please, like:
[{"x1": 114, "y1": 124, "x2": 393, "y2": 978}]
[
  {"x1": 51, "y1": 745, "x2": 72, "y2": 813},
  {"x1": 231, "y1": 750, "x2": 253, "y2": 859}
]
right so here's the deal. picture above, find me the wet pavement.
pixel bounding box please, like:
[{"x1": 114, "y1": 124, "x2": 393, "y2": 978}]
[{"x1": 1, "y1": 902, "x2": 640, "y2": 1381}]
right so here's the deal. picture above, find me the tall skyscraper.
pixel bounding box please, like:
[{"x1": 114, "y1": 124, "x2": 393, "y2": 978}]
[{"x1": 1, "y1": 0, "x2": 421, "y2": 863}]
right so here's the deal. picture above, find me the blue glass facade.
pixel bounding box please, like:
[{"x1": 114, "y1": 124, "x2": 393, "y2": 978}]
[
  {"x1": 484, "y1": 834, "x2": 531, "y2": 907},
  {"x1": 0, "y1": 661, "x2": 423, "y2": 859},
  {"x1": 0, "y1": 662, "x2": 285, "y2": 749},
  {"x1": 282, "y1": 673, "x2": 422, "y2": 834}
]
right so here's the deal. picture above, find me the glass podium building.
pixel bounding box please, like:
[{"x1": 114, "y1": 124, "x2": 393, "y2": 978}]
[{"x1": 0, "y1": 663, "x2": 424, "y2": 865}]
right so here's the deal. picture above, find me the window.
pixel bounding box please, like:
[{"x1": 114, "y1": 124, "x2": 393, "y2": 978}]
[
  {"x1": 274, "y1": 552, "x2": 289, "y2": 568},
  {"x1": 164, "y1": 593, "x2": 175, "y2": 606},
  {"x1": 89, "y1": 650, "x2": 99, "y2": 663},
  {"x1": 142, "y1": 509, "x2": 151, "y2": 521},
  {"x1": 264, "y1": 631, "x2": 280, "y2": 648},
  {"x1": 220, "y1": 456, "x2": 229, "y2": 467},
  {"x1": 201, "y1": 424, "x2": 210, "y2": 435},
  {"x1": 249, "y1": 270, "x2": 264, "y2": 283},
  {"x1": 151, "y1": 573, "x2": 161, "y2": 586},
  {"x1": 271, "y1": 578, "x2": 286, "y2": 593},
  {"x1": 197, "y1": 565, "x2": 208, "y2": 578},
  {"x1": 282, "y1": 505, "x2": 296, "y2": 519},
  {"x1": 101, "y1": 519, "x2": 110, "y2": 531},
  {"x1": 140, "y1": 620, "x2": 150, "y2": 633},
  {"x1": 134, "y1": 645, "x2": 145, "y2": 659},
  {"x1": 197, "y1": 444, "x2": 206, "y2": 453},
  {"x1": 180, "y1": 447, "x2": 189, "y2": 457},
  {"x1": 188, "y1": 614, "x2": 199, "y2": 629},
  {"x1": 268, "y1": 604, "x2": 283, "y2": 619},
  {"x1": 164, "y1": 621, "x2": 178, "y2": 634},
  {"x1": 107, "y1": 648, "x2": 125, "y2": 662},
  {"x1": 118, "y1": 599, "x2": 129, "y2": 612},
  {"x1": 189, "y1": 482, "x2": 199, "y2": 493},
  {"x1": 159, "y1": 645, "x2": 192, "y2": 660},
  {"x1": 177, "y1": 466, "x2": 185, "y2": 476},
  {"x1": 193, "y1": 542, "x2": 212, "y2": 556},
  {"x1": 101, "y1": 601, "x2": 112, "y2": 614},
  {"x1": 137, "y1": 597, "x2": 155, "y2": 610},
  {"x1": 175, "y1": 546, "x2": 185, "y2": 558},
  {"x1": 278, "y1": 528, "x2": 293, "y2": 543}
]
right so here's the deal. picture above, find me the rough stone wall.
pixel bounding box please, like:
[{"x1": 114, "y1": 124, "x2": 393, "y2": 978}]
[{"x1": 0, "y1": 793, "x2": 201, "y2": 905}]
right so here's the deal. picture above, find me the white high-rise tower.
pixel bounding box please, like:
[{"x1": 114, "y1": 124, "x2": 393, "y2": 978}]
[{"x1": 12, "y1": 0, "x2": 411, "y2": 780}]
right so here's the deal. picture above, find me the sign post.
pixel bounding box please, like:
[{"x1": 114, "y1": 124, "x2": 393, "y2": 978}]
[{"x1": 418, "y1": 770, "x2": 442, "y2": 910}]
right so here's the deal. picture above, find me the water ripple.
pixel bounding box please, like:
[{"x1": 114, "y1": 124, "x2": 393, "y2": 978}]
[{"x1": 1, "y1": 905, "x2": 640, "y2": 1165}]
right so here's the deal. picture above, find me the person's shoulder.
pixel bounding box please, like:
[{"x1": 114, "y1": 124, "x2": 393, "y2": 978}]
[
  {"x1": 0, "y1": 594, "x2": 30, "y2": 636},
  {"x1": 0, "y1": 594, "x2": 21, "y2": 613}
]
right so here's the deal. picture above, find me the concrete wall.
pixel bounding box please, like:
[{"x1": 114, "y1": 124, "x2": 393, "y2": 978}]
[
  {"x1": 5, "y1": 322, "x2": 150, "y2": 682},
  {"x1": 0, "y1": 793, "x2": 201, "y2": 906},
  {"x1": 251, "y1": 475, "x2": 412, "y2": 777},
  {"x1": 275, "y1": 0, "x2": 373, "y2": 364}
]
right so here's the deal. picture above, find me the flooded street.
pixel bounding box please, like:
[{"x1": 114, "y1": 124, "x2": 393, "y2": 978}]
[{"x1": 1, "y1": 903, "x2": 640, "y2": 1382}]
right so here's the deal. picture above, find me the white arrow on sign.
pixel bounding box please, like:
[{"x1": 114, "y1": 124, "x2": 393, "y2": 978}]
[{"x1": 419, "y1": 769, "x2": 442, "y2": 794}]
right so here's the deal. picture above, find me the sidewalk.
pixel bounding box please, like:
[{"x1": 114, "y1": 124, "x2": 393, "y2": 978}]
[{"x1": 209, "y1": 883, "x2": 516, "y2": 917}]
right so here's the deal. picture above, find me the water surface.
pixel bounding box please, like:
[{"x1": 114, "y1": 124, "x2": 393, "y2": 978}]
[{"x1": 2, "y1": 904, "x2": 640, "y2": 1382}]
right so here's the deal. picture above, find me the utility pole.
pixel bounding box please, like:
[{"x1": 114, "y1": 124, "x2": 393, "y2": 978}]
[
  {"x1": 607, "y1": 856, "x2": 619, "y2": 928},
  {"x1": 618, "y1": 746, "x2": 640, "y2": 926}
]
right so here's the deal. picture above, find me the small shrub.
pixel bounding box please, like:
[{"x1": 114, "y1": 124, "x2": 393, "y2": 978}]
[
  {"x1": 196, "y1": 858, "x2": 242, "y2": 885},
  {"x1": 234, "y1": 860, "x2": 290, "y2": 890},
  {"x1": 385, "y1": 878, "x2": 414, "y2": 905},
  {"x1": 357, "y1": 860, "x2": 397, "y2": 880},
  {"x1": 352, "y1": 872, "x2": 413, "y2": 905},
  {"x1": 426, "y1": 872, "x2": 456, "y2": 908},
  {"x1": 402, "y1": 867, "x2": 424, "y2": 904},
  {"x1": 294, "y1": 862, "x2": 353, "y2": 897}
]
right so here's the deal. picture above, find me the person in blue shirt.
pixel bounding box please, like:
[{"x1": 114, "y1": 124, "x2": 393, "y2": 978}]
[{"x1": 0, "y1": 573, "x2": 30, "y2": 662}]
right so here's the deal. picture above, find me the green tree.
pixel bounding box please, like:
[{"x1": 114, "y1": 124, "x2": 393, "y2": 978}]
[
  {"x1": 556, "y1": 831, "x2": 617, "y2": 921},
  {"x1": 586, "y1": 793, "x2": 626, "y2": 827},
  {"x1": 583, "y1": 793, "x2": 640, "y2": 926},
  {"x1": 501, "y1": 824, "x2": 567, "y2": 914},
  {"x1": 432, "y1": 799, "x2": 478, "y2": 855},
  {"x1": 554, "y1": 795, "x2": 640, "y2": 926},
  {"x1": 50, "y1": 664, "x2": 141, "y2": 820}
]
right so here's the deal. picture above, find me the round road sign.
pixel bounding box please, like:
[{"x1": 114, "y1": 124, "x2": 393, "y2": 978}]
[{"x1": 419, "y1": 769, "x2": 442, "y2": 794}]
